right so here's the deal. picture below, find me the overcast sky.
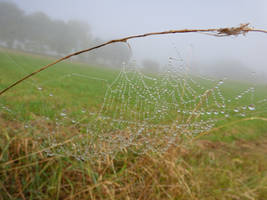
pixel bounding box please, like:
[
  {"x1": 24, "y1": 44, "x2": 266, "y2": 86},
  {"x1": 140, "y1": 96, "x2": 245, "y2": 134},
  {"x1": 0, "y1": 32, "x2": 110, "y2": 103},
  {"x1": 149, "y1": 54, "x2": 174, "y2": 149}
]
[{"x1": 8, "y1": 0, "x2": 267, "y2": 74}]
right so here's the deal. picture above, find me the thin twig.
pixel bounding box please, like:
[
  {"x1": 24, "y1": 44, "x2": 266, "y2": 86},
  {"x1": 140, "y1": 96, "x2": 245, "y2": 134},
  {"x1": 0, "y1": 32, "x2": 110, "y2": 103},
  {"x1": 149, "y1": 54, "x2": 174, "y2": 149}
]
[{"x1": 0, "y1": 23, "x2": 266, "y2": 96}]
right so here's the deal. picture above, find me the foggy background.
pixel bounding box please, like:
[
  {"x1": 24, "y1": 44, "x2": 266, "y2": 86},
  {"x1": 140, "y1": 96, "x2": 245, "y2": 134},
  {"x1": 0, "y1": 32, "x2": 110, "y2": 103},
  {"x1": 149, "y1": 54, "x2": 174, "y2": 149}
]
[{"x1": 1, "y1": 0, "x2": 267, "y2": 82}]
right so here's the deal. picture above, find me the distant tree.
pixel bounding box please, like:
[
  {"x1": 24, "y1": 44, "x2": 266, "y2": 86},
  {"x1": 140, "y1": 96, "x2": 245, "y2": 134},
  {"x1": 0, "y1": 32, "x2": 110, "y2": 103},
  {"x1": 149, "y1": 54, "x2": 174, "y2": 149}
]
[
  {"x1": 22, "y1": 12, "x2": 52, "y2": 52},
  {"x1": 0, "y1": 2, "x2": 24, "y2": 48},
  {"x1": 68, "y1": 20, "x2": 92, "y2": 48},
  {"x1": 0, "y1": 1, "x2": 131, "y2": 66}
]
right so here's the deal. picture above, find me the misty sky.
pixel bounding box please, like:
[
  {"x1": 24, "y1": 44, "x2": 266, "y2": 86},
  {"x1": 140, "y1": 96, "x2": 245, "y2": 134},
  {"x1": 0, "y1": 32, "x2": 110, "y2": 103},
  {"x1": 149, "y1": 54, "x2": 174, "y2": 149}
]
[{"x1": 7, "y1": 0, "x2": 267, "y2": 74}]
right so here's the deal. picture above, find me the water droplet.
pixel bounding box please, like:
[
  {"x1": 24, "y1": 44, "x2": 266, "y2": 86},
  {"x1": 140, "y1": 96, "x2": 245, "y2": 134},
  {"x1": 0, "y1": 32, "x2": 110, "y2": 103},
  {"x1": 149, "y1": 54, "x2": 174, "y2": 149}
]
[
  {"x1": 218, "y1": 80, "x2": 224, "y2": 85},
  {"x1": 60, "y1": 112, "x2": 67, "y2": 117},
  {"x1": 248, "y1": 104, "x2": 255, "y2": 111}
]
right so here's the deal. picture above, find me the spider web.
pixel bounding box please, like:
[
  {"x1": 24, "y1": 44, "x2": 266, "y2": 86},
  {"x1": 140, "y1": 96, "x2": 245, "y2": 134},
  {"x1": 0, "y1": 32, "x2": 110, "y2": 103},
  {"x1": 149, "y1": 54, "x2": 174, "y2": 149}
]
[
  {"x1": 82, "y1": 56, "x2": 264, "y2": 158},
  {"x1": 0, "y1": 47, "x2": 266, "y2": 160}
]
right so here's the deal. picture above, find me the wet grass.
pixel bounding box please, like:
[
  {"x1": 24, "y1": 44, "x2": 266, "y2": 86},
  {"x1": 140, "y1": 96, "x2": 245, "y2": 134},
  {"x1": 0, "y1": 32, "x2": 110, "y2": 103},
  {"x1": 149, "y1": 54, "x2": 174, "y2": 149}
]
[
  {"x1": 0, "y1": 116, "x2": 267, "y2": 199},
  {"x1": 0, "y1": 48, "x2": 267, "y2": 199},
  {"x1": 0, "y1": 48, "x2": 119, "y2": 120}
]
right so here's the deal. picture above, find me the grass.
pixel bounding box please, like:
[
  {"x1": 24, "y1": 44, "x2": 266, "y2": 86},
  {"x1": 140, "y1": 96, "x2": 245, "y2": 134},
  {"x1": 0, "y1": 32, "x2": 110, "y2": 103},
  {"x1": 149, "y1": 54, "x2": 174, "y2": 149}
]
[{"x1": 0, "y1": 48, "x2": 267, "y2": 199}]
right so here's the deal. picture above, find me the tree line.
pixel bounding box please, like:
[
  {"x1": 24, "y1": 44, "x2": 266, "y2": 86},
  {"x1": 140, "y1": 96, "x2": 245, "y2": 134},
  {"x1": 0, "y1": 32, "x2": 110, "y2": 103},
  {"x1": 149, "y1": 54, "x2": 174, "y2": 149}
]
[{"x1": 0, "y1": 1, "x2": 131, "y2": 67}]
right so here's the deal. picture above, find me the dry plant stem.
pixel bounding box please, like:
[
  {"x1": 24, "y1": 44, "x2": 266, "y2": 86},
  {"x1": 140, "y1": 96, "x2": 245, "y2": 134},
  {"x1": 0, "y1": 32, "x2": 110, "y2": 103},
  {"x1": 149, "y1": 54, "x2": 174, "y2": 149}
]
[
  {"x1": 0, "y1": 23, "x2": 266, "y2": 96},
  {"x1": 1, "y1": 134, "x2": 83, "y2": 167}
]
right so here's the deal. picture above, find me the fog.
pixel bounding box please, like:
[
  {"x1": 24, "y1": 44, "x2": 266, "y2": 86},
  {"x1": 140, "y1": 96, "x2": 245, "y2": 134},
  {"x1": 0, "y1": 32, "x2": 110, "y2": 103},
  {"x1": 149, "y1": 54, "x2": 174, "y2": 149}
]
[{"x1": 2, "y1": 0, "x2": 267, "y2": 82}]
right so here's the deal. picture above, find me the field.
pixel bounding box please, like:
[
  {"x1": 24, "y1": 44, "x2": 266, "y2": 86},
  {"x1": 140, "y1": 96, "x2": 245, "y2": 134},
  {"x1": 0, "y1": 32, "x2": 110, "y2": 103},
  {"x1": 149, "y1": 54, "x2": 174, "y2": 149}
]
[{"x1": 0, "y1": 48, "x2": 267, "y2": 199}]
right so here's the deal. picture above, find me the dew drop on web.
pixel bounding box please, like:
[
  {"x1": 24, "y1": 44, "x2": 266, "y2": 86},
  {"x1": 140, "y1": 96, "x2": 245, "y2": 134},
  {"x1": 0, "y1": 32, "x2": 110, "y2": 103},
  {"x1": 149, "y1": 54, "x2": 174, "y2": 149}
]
[
  {"x1": 60, "y1": 112, "x2": 67, "y2": 117},
  {"x1": 218, "y1": 80, "x2": 224, "y2": 85},
  {"x1": 248, "y1": 104, "x2": 256, "y2": 111},
  {"x1": 234, "y1": 108, "x2": 239, "y2": 113}
]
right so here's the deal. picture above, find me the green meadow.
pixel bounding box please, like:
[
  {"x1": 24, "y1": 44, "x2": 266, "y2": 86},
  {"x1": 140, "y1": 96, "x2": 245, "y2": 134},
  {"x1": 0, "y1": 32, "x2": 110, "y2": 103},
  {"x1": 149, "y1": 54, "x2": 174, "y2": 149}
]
[
  {"x1": 0, "y1": 48, "x2": 119, "y2": 119},
  {"x1": 0, "y1": 48, "x2": 267, "y2": 200}
]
